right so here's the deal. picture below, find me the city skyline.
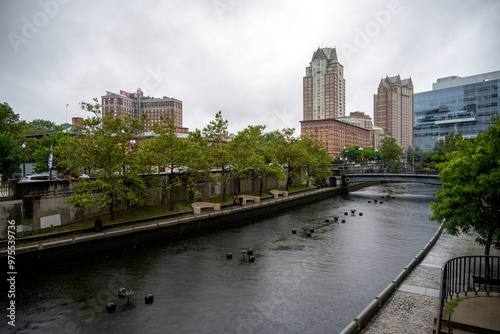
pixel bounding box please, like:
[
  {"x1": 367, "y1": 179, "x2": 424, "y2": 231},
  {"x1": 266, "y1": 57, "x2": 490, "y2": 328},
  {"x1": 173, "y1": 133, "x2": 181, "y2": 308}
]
[{"x1": 1, "y1": 0, "x2": 499, "y2": 136}]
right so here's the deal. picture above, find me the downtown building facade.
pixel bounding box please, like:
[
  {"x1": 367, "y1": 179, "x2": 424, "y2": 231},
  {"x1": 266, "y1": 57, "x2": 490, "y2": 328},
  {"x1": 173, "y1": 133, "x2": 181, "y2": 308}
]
[
  {"x1": 374, "y1": 75, "x2": 414, "y2": 149},
  {"x1": 413, "y1": 70, "x2": 500, "y2": 151},
  {"x1": 301, "y1": 47, "x2": 371, "y2": 157},
  {"x1": 101, "y1": 88, "x2": 186, "y2": 132},
  {"x1": 301, "y1": 118, "x2": 371, "y2": 157},
  {"x1": 303, "y1": 47, "x2": 345, "y2": 120}
]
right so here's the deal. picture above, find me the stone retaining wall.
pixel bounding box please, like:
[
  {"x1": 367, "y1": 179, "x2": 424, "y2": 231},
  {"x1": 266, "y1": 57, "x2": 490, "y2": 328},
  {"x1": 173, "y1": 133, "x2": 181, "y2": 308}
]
[{"x1": 0, "y1": 172, "x2": 289, "y2": 239}]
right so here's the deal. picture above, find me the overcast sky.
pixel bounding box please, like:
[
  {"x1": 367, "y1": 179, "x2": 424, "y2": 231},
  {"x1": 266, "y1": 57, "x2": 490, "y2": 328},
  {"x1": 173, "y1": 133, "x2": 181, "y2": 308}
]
[{"x1": 1, "y1": 0, "x2": 499, "y2": 135}]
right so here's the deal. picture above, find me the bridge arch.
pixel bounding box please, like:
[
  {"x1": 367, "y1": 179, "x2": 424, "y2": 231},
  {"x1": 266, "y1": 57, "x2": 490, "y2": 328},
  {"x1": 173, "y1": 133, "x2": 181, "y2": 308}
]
[{"x1": 339, "y1": 171, "x2": 441, "y2": 186}]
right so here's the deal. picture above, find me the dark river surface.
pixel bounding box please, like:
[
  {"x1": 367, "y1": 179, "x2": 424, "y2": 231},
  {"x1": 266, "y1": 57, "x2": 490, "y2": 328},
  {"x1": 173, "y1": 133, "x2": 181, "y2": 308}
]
[{"x1": 6, "y1": 183, "x2": 442, "y2": 334}]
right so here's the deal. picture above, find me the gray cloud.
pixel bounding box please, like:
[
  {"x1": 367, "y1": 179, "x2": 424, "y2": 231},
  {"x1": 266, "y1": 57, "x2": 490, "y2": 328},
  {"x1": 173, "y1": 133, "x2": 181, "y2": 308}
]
[{"x1": 1, "y1": 0, "x2": 499, "y2": 135}]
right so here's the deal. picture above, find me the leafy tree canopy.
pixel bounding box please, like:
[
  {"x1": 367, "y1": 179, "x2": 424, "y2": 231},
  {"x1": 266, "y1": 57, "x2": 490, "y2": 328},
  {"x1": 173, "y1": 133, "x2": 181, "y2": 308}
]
[
  {"x1": 0, "y1": 133, "x2": 23, "y2": 181},
  {"x1": 380, "y1": 137, "x2": 403, "y2": 164},
  {"x1": 202, "y1": 110, "x2": 233, "y2": 201},
  {"x1": 228, "y1": 125, "x2": 284, "y2": 195},
  {"x1": 56, "y1": 99, "x2": 149, "y2": 220},
  {"x1": 0, "y1": 102, "x2": 26, "y2": 137},
  {"x1": 296, "y1": 135, "x2": 331, "y2": 186},
  {"x1": 431, "y1": 116, "x2": 500, "y2": 255}
]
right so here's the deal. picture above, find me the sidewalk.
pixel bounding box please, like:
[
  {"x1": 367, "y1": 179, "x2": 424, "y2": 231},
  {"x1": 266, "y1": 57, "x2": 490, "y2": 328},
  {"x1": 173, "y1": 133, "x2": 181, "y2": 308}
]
[{"x1": 360, "y1": 232, "x2": 500, "y2": 334}]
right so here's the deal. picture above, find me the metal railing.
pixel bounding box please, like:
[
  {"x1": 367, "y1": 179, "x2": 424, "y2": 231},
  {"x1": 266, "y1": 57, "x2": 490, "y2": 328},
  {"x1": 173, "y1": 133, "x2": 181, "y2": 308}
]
[
  {"x1": 341, "y1": 168, "x2": 440, "y2": 176},
  {"x1": 436, "y1": 255, "x2": 500, "y2": 333}
]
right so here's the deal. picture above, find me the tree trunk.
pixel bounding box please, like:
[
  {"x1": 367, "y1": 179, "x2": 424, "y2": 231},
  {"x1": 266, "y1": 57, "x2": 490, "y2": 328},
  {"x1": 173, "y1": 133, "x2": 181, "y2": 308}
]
[
  {"x1": 168, "y1": 165, "x2": 174, "y2": 211},
  {"x1": 485, "y1": 229, "x2": 495, "y2": 280},
  {"x1": 484, "y1": 228, "x2": 494, "y2": 257},
  {"x1": 286, "y1": 163, "x2": 292, "y2": 191},
  {"x1": 161, "y1": 179, "x2": 166, "y2": 205},
  {"x1": 221, "y1": 166, "x2": 226, "y2": 202},
  {"x1": 109, "y1": 193, "x2": 115, "y2": 221},
  {"x1": 259, "y1": 177, "x2": 263, "y2": 197}
]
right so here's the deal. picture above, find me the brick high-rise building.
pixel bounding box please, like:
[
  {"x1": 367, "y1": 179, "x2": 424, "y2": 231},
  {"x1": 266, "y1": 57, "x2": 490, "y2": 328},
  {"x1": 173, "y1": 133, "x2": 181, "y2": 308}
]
[
  {"x1": 303, "y1": 47, "x2": 345, "y2": 121},
  {"x1": 101, "y1": 88, "x2": 184, "y2": 131},
  {"x1": 373, "y1": 75, "x2": 414, "y2": 149},
  {"x1": 301, "y1": 47, "x2": 371, "y2": 158}
]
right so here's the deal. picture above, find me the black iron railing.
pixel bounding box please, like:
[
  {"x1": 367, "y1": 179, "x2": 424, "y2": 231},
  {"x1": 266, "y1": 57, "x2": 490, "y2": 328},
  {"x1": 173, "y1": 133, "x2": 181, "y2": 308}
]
[
  {"x1": 436, "y1": 255, "x2": 500, "y2": 333},
  {"x1": 342, "y1": 168, "x2": 440, "y2": 176}
]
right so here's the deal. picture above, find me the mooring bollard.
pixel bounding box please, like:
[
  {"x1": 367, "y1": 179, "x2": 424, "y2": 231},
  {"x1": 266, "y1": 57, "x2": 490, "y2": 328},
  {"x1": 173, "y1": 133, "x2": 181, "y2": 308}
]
[
  {"x1": 106, "y1": 302, "x2": 116, "y2": 313},
  {"x1": 145, "y1": 294, "x2": 154, "y2": 304}
]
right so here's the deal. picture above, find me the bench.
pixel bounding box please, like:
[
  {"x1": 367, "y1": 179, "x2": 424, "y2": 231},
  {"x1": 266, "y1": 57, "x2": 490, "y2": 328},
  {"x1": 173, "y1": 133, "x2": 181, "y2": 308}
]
[
  {"x1": 270, "y1": 190, "x2": 288, "y2": 199},
  {"x1": 191, "y1": 202, "x2": 221, "y2": 214},
  {"x1": 239, "y1": 195, "x2": 260, "y2": 205}
]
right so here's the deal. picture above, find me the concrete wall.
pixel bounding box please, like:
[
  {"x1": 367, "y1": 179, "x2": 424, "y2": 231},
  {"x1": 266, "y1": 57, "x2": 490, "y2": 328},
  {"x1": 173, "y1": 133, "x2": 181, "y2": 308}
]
[
  {"x1": 0, "y1": 172, "x2": 288, "y2": 238},
  {"x1": 0, "y1": 199, "x2": 23, "y2": 239}
]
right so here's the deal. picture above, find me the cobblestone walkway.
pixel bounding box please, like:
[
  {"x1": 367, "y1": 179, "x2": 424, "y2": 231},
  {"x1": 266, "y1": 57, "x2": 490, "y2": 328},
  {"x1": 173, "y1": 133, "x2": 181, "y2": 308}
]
[
  {"x1": 359, "y1": 231, "x2": 500, "y2": 334},
  {"x1": 360, "y1": 264, "x2": 440, "y2": 334}
]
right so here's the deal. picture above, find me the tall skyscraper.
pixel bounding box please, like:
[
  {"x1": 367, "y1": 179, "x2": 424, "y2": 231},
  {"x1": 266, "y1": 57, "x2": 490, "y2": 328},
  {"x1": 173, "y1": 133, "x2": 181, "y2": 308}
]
[
  {"x1": 101, "y1": 88, "x2": 184, "y2": 131},
  {"x1": 373, "y1": 75, "x2": 414, "y2": 149},
  {"x1": 303, "y1": 47, "x2": 345, "y2": 121},
  {"x1": 413, "y1": 70, "x2": 500, "y2": 151}
]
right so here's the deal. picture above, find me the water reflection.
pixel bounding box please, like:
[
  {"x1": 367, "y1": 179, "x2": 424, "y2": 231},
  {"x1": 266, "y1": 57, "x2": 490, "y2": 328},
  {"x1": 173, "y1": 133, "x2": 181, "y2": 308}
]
[{"x1": 9, "y1": 183, "x2": 441, "y2": 333}]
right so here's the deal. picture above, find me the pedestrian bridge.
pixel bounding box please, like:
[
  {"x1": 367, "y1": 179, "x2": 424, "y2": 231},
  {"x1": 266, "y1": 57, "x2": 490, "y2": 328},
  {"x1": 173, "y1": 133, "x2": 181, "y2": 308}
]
[{"x1": 340, "y1": 170, "x2": 441, "y2": 186}]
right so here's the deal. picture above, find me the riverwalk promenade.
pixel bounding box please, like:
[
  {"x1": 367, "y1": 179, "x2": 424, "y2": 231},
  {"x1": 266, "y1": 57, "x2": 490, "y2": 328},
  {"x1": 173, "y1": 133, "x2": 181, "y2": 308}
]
[{"x1": 359, "y1": 231, "x2": 500, "y2": 334}]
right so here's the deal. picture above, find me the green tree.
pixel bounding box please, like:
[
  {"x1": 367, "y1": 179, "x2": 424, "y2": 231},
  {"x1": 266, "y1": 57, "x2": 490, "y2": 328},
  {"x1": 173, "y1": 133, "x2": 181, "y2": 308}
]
[
  {"x1": 0, "y1": 102, "x2": 26, "y2": 138},
  {"x1": 430, "y1": 117, "x2": 500, "y2": 256},
  {"x1": 406, "y1": 147, "x2": 428, "y2": 169},
  {"x1": 271, "y1": 128, "x2": 300, "y2": 191},
  {"x1": 228, "y1": 125, "x2": 283, "y2": 196},
  {"x1": 362, "y1": 147, "x2": 376, "y2": 162},
  {"x1": 296, "y1": 135, "x2": 331, "y2": 187},
  {"x1": 427, "y1": 134, "x2": 463, "y2": 169},
  {"x1": 56, "y1": 99, "x2": 149, "y2": 221},
  {"x1": 0, "y1": 133, "x2": 23, "y2": 181},
  {"x1": 202, "y1": 111, "x2": 233, "y2": 201},
  {"x1": 380, "y1": 137, "x2": 403, "y2": 166},
  {"x1": 31, "y1": 131, "x2": 69, "y2": 174},
  {"x1": 28, "y1": 119, "x2": 58, "y2": 133},
  {"x1": 342, "y1": 145, "x2": 364, "y2": 163},
  {"x1": 139, "y1": 115, "x2": 198, "y2": 210}
]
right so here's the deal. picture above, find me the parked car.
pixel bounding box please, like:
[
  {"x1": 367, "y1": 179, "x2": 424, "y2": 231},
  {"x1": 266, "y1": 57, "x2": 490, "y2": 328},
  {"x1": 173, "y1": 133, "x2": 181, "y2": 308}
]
[
  {"x1": 18, "y1": 174, "x2": 60, "y2": 183},
  {"x1": 166, "y1": 167, "x2": 189, "y2": 174},
  {"x1": 56, "y1": 175, "x2": 75, "y2": 180},
  {"x1": 78, "y1": 174, "x2": 90, "y2": 178}
]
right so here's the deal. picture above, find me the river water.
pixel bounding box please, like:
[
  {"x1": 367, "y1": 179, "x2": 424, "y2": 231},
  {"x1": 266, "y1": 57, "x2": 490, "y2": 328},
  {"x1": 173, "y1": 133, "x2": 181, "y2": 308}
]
[{"x1": 6, "y1": 183, "x2": 442, "y2": 334}]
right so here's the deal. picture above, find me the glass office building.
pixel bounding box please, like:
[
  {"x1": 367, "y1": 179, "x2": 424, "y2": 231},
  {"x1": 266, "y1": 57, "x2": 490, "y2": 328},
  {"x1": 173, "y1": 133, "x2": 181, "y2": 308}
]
[{"x1": 413, "y1": 71, "x2": 500, "y2": 151}]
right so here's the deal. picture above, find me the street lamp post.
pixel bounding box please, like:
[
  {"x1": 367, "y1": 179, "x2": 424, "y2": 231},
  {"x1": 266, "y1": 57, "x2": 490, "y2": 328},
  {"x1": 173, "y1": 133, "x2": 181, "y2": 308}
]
[
  {"x1": 22, "y1": 143, "x2": 26, "y2": 177},
  {"x1": 124, "y1": 139, "x2": 136, "y2": 174}
]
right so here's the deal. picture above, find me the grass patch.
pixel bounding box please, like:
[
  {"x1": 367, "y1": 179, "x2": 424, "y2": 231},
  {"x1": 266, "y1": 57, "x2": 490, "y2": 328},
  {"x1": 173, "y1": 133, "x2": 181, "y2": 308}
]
[{"x1": 34, "y1": 201, "x2": 195, "y2": 235}]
